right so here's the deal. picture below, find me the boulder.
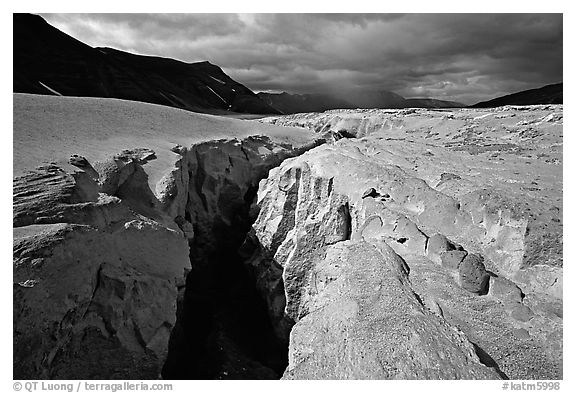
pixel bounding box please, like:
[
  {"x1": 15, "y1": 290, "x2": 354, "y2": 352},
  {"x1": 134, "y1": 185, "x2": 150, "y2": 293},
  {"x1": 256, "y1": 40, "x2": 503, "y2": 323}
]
[
  {"x1": 508, "y1": 303, "x2": 535, "y2": 323},
  {"x1": 441, "y1": 250, "x2": 468, "y2": 270},
  {"x1": 458, "y1": 254, "x2": 490, "y2": 295},
  {"x1": 489, "y1": 276, "x2": 524, "y2": 304},
  {"x1": 426, "y1": 233, "x2": 452, "y2": 264}
]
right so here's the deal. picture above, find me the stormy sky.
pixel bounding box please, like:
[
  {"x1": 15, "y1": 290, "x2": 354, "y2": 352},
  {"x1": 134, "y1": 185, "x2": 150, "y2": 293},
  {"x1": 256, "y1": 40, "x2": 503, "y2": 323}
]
[{"x1": 40, "y1": 13, "x2": 562, "y2": 104}]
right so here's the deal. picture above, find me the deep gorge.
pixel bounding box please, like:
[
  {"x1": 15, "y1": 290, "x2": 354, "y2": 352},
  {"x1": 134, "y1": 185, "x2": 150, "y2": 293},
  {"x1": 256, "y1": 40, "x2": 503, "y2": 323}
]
[{"x1": 160, "y1": 137, "x2": 323, "y2": 379}]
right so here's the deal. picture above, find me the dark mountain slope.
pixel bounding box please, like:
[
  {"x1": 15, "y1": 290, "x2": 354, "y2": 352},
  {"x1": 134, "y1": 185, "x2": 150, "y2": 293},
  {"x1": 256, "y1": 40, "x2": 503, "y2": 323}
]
[
  {"x1": 259, "y1": 91, "x2": 465, "y2": 114},
  {"x1": 257, "y1": 92, "x2": 355, "y2": 114},
  {"x1": 340, "y1": 89, "x2": 407, "y2": 109},
  {"x1": 404, "y1": 98, "x2": 466, "y2": 108},
  {"x1": 13, "y1": 13, "x2": 279, "y2": 115},
  {"x1": 472, "y1": 83, "x2": 562, "y2": 108}
]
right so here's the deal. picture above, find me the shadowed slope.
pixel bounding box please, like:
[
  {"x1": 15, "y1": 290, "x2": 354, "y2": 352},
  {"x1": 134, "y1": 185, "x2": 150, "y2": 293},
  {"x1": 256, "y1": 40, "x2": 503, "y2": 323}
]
[
  {"x1": 13, "y1": 14, "x2": 279, "y2": 115},
  {"x1": 472, "y1": 83, "x2": 562, "y2": 108},
  {"x1": 258, "y1": 91, "x2": 465, "y2": 114}
]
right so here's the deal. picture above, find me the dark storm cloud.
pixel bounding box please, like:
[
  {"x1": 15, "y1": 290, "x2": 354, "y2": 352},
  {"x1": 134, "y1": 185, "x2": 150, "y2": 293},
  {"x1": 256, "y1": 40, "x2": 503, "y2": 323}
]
[
  {"x1": 40, "y1": 13, "x2": 562, "y2": 104},
  {"x1": 41, "y1": 13, "x2": 245, "y2": 55}
]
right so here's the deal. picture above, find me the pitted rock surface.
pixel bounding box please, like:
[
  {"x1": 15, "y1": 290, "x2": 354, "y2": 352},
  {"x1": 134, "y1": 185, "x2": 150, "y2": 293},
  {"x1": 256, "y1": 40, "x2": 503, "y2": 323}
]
[
  {"x1": 245, "y1": 105, "x2": 562, "y2": 379},
  {"x1": 458, "y1": 254, "x2": 490, "y2": 295},
  {"x1": 14, "y1": 94, "x2": 562, "y2": 380},
  {"x1": 13, "y1": 94, "x2": 322, "y2": 379}
]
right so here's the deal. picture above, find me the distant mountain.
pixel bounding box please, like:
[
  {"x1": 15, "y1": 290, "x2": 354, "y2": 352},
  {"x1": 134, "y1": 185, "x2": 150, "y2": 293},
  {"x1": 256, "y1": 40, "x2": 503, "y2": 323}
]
[
  {"x1": 472, "y1": 83, "x2": 562, "y2": 108},
  {"x1": 336, "y1": 89, "x2": 407, "y2": 109},
  {"x1": 257, "y1": 92, "x2": 355, "y2": 114},
  {"x1": 259, "y1": 91, "x2": 465, "y2": 114},
  {"x1": 404, "y1": 98, "x2": 466, "y2": 108},
  {"x1": 13, "y1": 13, "x2": 279, "y2": 115}
]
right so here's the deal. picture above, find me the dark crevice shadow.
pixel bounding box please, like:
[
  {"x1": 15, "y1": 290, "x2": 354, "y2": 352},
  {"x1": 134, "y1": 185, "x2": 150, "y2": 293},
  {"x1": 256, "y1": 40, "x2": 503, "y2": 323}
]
[
  {"x1": 472, "y1": 342, "x2": 509, "y2": 379},
  {"x1": 161, "y1": 195, "x2": 289, "y2": 380}
]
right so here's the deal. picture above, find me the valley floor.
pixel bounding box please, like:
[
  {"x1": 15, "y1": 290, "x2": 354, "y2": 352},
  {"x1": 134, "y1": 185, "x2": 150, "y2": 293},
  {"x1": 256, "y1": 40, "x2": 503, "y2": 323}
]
[{"x1": 13, "y1": 95, "x2": 562, "y2": 379}]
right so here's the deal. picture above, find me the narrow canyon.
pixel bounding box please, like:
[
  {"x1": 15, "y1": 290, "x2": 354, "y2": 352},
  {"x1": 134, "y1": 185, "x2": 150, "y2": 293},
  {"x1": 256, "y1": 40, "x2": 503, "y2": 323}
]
[{"x1": 13, "y1": 95, "x2": 562, "y2": 380}]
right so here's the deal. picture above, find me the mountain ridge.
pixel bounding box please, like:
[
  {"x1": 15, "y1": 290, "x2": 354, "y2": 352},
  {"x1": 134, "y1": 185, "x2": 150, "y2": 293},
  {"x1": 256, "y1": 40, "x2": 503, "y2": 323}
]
[
  {"x1": 13, "y1": 13, "x2": 562, "y2": 115},
  {"x1": 471, "y1": 83, "x2": 562, "y2": 108},
  {"x1": 13, "y1": 13, "x2": 280, "y2": 115},
  {"x1": 257, "y1": 91, "x2": 466, "y2": 114}
]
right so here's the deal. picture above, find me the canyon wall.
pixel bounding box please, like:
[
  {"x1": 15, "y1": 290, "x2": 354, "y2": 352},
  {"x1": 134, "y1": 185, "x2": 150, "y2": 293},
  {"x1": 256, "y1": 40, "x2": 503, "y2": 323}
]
[{"x1": 13, "y1": 96, "x2": 562, "y2": 379}]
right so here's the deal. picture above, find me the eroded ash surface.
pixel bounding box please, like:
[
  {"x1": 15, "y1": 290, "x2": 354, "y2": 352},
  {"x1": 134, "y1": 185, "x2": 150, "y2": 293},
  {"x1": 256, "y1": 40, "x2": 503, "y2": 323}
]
[{"x1": 13, "y1": 97, "x2": 562, "y2": 379}]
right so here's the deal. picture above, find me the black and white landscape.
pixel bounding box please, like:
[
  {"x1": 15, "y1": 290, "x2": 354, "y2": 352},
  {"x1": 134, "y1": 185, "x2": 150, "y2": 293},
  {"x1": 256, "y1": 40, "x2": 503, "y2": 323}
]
[{"x1": 13, "y1": 13, "x2": 562, "y2": 380}]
